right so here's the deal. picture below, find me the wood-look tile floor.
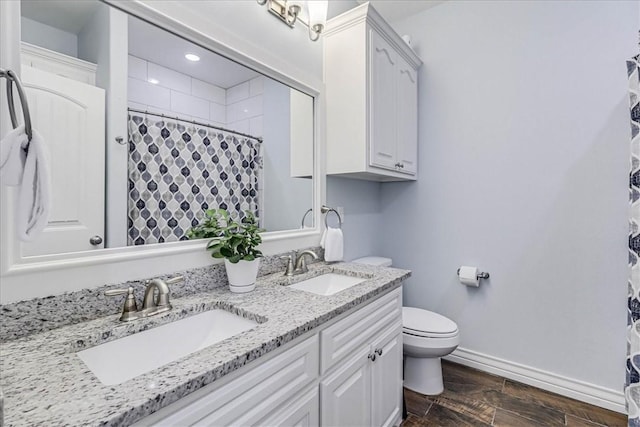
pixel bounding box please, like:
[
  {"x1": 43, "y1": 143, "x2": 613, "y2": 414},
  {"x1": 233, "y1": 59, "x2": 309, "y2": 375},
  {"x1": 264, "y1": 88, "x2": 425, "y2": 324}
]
[{"x1": 402, "y1": 361, "x2": 627, "y2": 427}]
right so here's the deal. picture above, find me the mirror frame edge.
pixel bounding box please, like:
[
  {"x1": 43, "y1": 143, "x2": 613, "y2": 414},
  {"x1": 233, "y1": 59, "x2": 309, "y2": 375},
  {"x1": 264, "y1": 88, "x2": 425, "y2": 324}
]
[{"x1": 0, "y1": 0, "x2": 326, "y2": 304}]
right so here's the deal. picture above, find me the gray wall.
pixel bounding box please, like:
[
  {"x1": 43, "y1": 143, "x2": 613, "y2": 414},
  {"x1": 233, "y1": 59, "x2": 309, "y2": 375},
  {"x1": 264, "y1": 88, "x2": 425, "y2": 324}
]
[
  {"x1": 262, "y1": 79, "x2": 313, "y2": 231},
  {"x1": 381, "y1": 0, "x2": 637, "y2": 392},
  {"x1": 326, "y1": 177, "x2": 382, "y2": 261},
  {"x1": 21, "y1": 16, "x2": 78, "y2": 57}
]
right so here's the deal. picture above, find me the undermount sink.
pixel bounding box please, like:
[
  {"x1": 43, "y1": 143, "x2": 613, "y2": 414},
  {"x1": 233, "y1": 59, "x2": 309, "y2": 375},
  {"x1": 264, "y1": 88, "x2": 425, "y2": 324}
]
[
  {"x1": 289, "y1": 273, "x2": 367, "y2": 296},
  {"x1": 77, "y1": 310, "x2": 258, "y2": 385}
]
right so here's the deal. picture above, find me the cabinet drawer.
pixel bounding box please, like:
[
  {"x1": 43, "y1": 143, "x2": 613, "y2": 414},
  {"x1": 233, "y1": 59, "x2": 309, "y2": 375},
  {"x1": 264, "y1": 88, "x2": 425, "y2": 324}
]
[
  {"x1": 257, "y1": 383, "x2": 319, "y2": 427},
  {"x1": 320, "y1": 288, "x2": 401, "y2": 374},
  {"x1": 142, "y1": 335, "x2": 318, "y2": 426}
]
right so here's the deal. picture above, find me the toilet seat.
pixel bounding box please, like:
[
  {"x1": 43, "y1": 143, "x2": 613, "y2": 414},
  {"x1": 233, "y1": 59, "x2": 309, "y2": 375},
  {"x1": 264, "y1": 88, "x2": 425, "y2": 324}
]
[{"x1": 402, "y1": 307, "x2": 458, "y2": 338}]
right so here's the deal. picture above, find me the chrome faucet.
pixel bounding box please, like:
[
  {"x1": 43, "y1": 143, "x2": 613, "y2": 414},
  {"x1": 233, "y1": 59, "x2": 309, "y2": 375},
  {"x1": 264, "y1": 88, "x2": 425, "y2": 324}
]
[
  {"x1": 294, "y1": 250, "x2": 318, "y2": 274},
  {"x1": 105, "y1": 276, "x2": 183, "y2": 322},
  {"x1": 280, "y1": 250, "x2": 319, "y2": 276}
]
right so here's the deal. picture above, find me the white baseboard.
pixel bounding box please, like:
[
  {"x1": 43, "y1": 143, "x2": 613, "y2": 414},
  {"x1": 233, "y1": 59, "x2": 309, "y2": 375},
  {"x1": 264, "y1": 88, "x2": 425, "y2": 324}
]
[{"x1": 444, "y1": 347, "x2": 626, "y2": 414}]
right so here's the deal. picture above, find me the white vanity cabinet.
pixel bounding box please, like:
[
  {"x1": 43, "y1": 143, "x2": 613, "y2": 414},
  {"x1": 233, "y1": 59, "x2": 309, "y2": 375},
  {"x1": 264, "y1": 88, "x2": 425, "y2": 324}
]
[
  {"x1": 320, "y1": 288, "x2": 403, "y2": 427},
  {"x1": 134, "y1": 288, "x2": 403, "y2": 427},
  {"x1": 324, "y1": 3, "x2": 422, "y2": 182}
]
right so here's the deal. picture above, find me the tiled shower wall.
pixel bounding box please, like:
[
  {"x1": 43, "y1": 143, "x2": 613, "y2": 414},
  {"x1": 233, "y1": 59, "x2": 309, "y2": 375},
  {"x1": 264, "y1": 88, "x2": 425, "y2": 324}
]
[
  {"x1": 126, "y1": 56, "x2": 266, "y2": 245},
  {"x1": 127, "y1": 54, "x2": 264, "y2": 137}
]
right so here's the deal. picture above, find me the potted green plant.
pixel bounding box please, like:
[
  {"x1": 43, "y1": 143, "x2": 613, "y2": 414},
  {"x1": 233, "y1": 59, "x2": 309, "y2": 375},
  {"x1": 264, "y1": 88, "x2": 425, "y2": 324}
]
[{"x1": 187, "y1": 209, "x2": 265, "y2": 293}]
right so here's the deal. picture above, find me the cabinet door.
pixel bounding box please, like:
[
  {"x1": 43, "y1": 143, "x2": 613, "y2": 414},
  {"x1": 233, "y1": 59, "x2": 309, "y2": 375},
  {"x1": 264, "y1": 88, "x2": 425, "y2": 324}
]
[
  {"x1": 20, "y1": 65, "x2": 106, "y2": 255},
  {"x1": 396, "y1": 56, "x2": 418, "y2": 175},
  {"x1": 321, "y1": 345, "x2": 372, "y2": 427},
  {"x1": 369, "y1": 29, "x2": 398, "y2": 171},
  {"x1": 371, "y1": 322, "x2": 403, "y2": 427}
]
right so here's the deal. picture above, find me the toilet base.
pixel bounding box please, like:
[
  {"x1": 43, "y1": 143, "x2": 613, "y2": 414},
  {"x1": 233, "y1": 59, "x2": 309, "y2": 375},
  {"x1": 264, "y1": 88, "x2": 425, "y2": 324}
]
[{"x1": 403, "y1": 355, "x2": 444, "y2": 395}]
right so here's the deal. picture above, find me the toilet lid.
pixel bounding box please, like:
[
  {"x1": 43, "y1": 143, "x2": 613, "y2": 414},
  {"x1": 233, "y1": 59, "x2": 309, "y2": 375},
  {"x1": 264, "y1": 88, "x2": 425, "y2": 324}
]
[{"x1": 402, "y1": 307, "x2": 458, "y2": 337}]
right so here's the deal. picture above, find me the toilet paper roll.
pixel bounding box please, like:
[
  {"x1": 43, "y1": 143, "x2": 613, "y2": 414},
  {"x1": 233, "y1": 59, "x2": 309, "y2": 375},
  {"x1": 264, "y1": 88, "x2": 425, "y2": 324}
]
[{"x1": 458, "y1": 266, "x2": 480, "y2": 287}]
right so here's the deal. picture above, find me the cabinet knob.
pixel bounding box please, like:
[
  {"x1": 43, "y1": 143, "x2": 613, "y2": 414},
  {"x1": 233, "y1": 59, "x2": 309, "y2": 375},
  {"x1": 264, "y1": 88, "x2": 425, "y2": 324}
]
[
  {"x1": 375, "y1": 348, "x2": 383, "y2": 356},
  {"x1": 89, "y1": 235, "x2": 103, "y2": 246},
  {"x1": 368, "y1": 353, "x2": 376, "y2": 362}
]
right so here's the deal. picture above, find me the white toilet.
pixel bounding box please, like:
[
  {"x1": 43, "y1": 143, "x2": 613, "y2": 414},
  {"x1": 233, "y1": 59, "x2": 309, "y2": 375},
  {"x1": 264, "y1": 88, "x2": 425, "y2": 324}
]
[{"x1": 353, "y1": 256, "x2": 460, "y2": 396}]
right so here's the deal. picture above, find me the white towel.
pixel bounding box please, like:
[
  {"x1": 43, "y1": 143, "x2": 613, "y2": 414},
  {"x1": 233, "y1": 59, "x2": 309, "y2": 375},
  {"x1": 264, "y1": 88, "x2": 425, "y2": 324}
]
[
  {"x1": 0, "y1": 125, "x2": 50, "y2": 241},
  {"x1": 323, "y1": 226, "x2": 343, "y2": 262}
]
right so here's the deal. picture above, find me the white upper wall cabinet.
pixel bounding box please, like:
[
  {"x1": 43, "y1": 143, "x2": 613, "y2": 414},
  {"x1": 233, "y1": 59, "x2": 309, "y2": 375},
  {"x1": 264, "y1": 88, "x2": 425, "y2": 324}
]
[{"x1": 324, "y1": 3, "x2": 422, "y2": 182}]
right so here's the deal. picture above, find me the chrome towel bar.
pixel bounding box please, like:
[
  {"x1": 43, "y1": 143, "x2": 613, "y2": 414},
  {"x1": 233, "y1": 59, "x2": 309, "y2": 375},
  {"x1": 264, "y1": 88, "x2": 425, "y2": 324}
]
[
  {"x1": 0, "y1": 68, "x2": 33, "y2": 144},
  {"x1": 321, "y1": 205, "x2": 342, "y2": 228}
]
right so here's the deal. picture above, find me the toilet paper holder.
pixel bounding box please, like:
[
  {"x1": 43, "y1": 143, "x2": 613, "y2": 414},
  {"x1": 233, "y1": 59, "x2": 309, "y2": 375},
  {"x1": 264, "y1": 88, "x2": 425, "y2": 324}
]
[{"x1": 457, "y1": 268, "x2": 490, "y2": 280}]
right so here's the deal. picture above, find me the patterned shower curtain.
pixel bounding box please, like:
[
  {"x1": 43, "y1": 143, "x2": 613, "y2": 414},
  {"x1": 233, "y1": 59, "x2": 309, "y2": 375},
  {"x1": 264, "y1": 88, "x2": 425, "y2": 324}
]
[
  {"x1": 127, "y1": 114, "x2": 262, "y2": 245},
  {"x1": 628, "y1": 53, "x2": 640, "y2": 426}
]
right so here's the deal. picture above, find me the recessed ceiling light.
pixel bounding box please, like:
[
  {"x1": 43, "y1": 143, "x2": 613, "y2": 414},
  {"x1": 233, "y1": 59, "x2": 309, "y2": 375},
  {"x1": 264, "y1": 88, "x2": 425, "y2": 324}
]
[
  {"x1": 148, "y1": 78, "x2": 160, "y2": 85},
  {"x1": 185, "y1": 53, "x2": 200, "y2": 62}
]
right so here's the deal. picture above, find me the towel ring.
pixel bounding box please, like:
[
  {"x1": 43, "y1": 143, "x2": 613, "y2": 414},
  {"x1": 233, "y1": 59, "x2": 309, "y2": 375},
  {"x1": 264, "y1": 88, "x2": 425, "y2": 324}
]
[
  {"x1": 0, "y1": 68, "x2": 33, "y2": 143},
  {"x1": 300, "y1": 208, "x2": 313, "y2": 228},
  {"x1": 321, "y1": 205, "x2": 342, "y2": 228}
]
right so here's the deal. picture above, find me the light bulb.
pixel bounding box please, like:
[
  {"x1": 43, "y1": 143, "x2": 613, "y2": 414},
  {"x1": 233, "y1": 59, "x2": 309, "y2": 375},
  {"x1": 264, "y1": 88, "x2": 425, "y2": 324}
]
[{"x1": 307, "y1": 0, "x2": 328, "y2": 28}]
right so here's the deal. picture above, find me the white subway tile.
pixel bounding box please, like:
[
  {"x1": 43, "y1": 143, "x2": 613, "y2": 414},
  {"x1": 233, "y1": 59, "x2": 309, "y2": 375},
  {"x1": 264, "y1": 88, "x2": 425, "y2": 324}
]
[
  {"x1": 209, "y1": 102, "x2": 226, "y2": 123},
  {"x1": 249, "y1": 76, "x2": 264, "y2": 96},
  {"x1": 171, "y1": 90, "x2": 210, "y2": 120},
  {"x1": 128, "y1": 77, "x2": 171, "y2": 110},
  {"x1": 226, "y1": 81, "x2": 250, "y2": 104},
  {"x1": 147, "y1": 62, "x2": 191, "y2": 93},
  {"x1": 192, "y1": 78, "x2": 226, "y2": 104},
  {"x1": 144, "y1": 105, "x2": 187, "y2": 121},
  {"x1": 249, "y1": 116, "x2": 263, "y2": 137},
  {"x1": 226, "y1": 95, "x2": 263, "y2": 123},
  {"x1": 128, "y1": 55, "x2": 147, "y2": 80},
  {"x1": 227, "y1": 119, "x2": 250, "y2": 134},
  {"x1": 127, "y1": 101, "x2": 147, "y2": 112}
]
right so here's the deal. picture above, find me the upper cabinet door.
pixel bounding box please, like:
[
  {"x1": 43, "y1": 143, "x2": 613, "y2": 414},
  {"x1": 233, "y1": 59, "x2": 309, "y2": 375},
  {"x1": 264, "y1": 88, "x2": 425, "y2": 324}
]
[
  {"x1": 20, "y1": 65, "x2": 106, "y2": 257},
  {"x1": 396, "y1": 56, "x2": 418, "y2": 175},
  {"x1": 369, "y1": 29, "x2": 398, "y2": 171}
]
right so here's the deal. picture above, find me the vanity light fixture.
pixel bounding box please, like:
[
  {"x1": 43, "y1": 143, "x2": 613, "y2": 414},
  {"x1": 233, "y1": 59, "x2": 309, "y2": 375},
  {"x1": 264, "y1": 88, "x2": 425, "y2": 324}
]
[
  {"x1": 256, "y1": 0, "x2": 328, "y2": 42},
  {"x1": 185, "y1": 53, "x2": 200, "y2": 62}
]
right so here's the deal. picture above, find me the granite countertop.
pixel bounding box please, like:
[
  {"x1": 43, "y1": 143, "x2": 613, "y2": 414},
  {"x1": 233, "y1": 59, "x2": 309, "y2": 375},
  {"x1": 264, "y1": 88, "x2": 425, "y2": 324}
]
[{"x1": 0, "y1": 262, "x2": 409, "y2": 426}]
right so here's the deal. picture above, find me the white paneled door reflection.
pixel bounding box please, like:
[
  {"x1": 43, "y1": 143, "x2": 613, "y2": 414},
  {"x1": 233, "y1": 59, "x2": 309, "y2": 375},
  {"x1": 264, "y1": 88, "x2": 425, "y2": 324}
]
[{"x1": 20, "y1": 66, "x2": 105, "y2": 256}]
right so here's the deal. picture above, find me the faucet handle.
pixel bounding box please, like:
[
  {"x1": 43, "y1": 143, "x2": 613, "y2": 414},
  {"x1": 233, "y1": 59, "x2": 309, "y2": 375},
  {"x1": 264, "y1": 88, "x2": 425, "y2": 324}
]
[
  {"x1": 165, "y1": 275, "x2": 184, "y2": 285},
  {"x1": 104, "y1": 288, "x2": 131, "y2": 297},
  {"x1": 104, "y1": 286, "x2": 139, "y2": 322},
  {"x1": 280, "y1": 255, "x2": 295, "y2": 276}
]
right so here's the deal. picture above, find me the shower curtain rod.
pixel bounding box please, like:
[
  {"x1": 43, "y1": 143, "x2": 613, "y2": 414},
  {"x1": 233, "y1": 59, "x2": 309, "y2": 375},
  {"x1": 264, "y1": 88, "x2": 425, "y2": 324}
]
[{"x1": 128, "y1": 108, "x2": 263, "y2": 143}]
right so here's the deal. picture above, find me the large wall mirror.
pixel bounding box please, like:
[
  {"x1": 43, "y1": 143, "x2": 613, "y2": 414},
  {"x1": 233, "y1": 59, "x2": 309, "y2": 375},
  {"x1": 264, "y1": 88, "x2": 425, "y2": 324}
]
[{"x1": 16, "y1": 0, "x2": 315, "y2": 258}]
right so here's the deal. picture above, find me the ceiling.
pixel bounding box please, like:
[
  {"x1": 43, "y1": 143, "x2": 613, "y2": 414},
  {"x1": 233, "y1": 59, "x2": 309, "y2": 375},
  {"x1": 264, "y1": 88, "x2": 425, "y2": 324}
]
[
  {"x1": 356, "y1": 0, "x2": 445, "y2": 22},
  {"x1": 128, "y1": 16, "x2": 260, "y2": 89},
  {"x1": 21, "y1": 0, "x2": 261, "y2": 89}
]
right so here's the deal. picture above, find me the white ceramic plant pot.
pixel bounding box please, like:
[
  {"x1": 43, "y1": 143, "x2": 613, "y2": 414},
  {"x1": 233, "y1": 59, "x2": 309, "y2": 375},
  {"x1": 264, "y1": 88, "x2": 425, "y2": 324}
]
[{"x1": 224, "y1": 258, "x2": 260, "y2": 293}]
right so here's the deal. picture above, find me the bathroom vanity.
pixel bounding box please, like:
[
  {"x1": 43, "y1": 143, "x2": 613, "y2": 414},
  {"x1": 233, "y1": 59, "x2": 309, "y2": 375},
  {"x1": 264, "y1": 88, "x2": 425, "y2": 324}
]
[{"x1": 0, "y1": 260, "x2": 409, "y2": 426}]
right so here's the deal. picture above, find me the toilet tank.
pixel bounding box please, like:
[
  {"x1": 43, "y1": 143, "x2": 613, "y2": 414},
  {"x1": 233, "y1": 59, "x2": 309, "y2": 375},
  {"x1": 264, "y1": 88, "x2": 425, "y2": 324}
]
[{"x1": 352, "y1": 256, "x2": 392, "y2": 267}]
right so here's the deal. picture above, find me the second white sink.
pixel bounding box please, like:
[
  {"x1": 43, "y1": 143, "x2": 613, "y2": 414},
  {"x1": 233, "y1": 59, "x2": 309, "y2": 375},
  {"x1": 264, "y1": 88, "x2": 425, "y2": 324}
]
[
  {"x1": 77, "y1": 309, "x2": 258, "y2": 385},
  {"x1": 289, "y1": 273, "x2": 367, "y2": 296}
]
